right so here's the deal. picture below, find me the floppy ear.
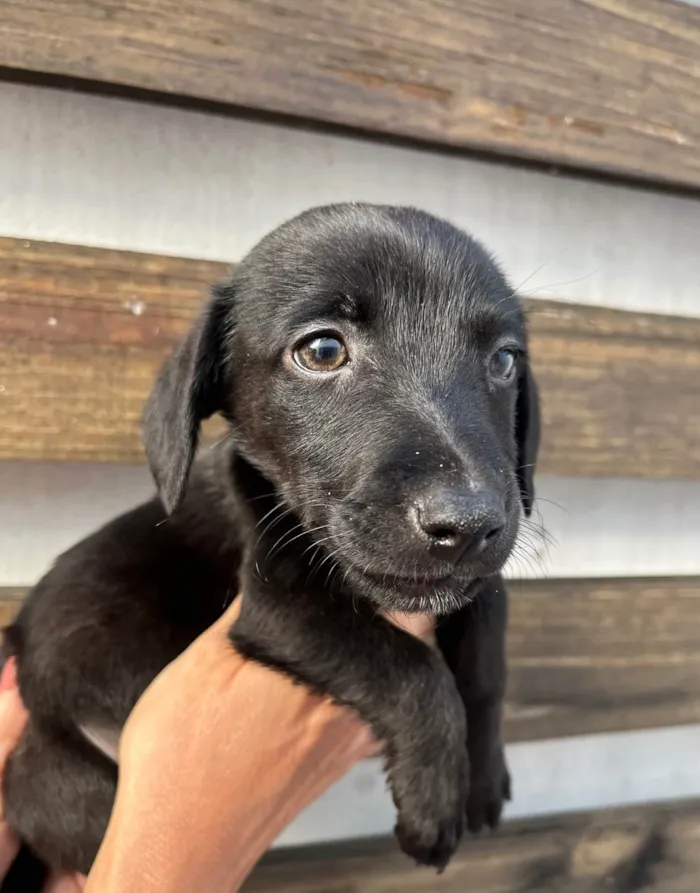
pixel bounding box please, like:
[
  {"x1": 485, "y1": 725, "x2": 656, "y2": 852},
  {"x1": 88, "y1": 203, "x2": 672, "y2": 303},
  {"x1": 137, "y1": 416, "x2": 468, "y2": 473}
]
[
  {"x1": 515, "y1": 363, "x2": 540, "y2": 517},
  {"x1": 142, "y1": 284, "x2": 233, "y2": 513}
]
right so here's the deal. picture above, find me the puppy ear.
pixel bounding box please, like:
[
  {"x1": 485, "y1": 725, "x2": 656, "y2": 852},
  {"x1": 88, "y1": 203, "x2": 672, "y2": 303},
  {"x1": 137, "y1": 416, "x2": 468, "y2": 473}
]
[
  {"x1": 515, "y1": 363, "x2": 540, "y2": 517},
  {"x1": 142, "y1": 284, "x2": 232, "y2": 513}
]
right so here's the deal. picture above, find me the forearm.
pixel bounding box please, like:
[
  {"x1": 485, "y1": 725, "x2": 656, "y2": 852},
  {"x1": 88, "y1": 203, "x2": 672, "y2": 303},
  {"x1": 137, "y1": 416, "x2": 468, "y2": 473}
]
[{"x1": 86, "y1": 699, "x2": 372, "y2": 893}]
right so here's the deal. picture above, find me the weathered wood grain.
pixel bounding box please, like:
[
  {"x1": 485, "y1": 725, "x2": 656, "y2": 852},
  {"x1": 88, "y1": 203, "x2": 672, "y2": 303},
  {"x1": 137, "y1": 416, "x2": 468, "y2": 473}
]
[
  {"x1": 1, "y1": 0, "x2": 700, "y2": 189},
  {"x1": 505, "y1": 577, "x2": 700, "y2": 742},
  {"x1": 5, "y1": 578, "x2": 699, "y2": 742},
  {"x1": 0, "y1": 590, "x2": 25, "y2": 629},
  {"x1": 243, "y1": 799, "x2": 700, "y2": 892},
  {"x1": 2, "y1": 236, "x2": 699, "y2": 477},
  {"x1": 527, "y1": 301, "x2": 700, "y2": 478},
  {"x1": 0, "y1": 238, "x2": 227, "y2": 463}
]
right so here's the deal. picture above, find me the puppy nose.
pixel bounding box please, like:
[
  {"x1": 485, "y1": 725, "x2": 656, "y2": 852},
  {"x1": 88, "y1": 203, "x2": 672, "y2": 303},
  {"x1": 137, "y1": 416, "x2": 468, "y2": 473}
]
[{"x1": 413, "y1": 488, "x2": 506, "y2": 562}]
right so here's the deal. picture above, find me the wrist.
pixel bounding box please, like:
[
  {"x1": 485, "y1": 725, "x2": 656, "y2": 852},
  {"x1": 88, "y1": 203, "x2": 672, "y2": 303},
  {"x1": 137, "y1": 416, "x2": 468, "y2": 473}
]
[
  {"x1": 86, "y1": 699, "x2": 366, "y2": 893},
  {"x1": 86, "y1": 786, "x2": 266, "y2": 893}
]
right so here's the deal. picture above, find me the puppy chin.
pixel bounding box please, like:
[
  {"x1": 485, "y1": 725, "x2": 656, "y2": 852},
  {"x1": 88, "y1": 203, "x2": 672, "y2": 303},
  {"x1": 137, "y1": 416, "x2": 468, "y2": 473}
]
[{"x1": 345, "y1": 568, "x2": 480, "y2": 616}]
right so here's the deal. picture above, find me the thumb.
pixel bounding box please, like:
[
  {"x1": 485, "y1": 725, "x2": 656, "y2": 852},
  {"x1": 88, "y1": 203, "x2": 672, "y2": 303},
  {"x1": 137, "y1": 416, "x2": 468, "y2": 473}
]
[{"x1": 0, "y1": 659, "x2": 28, "y2": 772}]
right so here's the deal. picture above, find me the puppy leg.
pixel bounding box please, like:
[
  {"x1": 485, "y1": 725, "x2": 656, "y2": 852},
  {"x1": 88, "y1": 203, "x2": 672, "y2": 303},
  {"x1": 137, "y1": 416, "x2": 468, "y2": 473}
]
[
  {"x1": 436, "y1": 575, "x2": 511, "y2": 832},
  {"x1": 231, "y1": 569, "x2": 468, "y2": 870},
  {"x1": 3, "y1": 720, "x2": 117, "y2": 876}
]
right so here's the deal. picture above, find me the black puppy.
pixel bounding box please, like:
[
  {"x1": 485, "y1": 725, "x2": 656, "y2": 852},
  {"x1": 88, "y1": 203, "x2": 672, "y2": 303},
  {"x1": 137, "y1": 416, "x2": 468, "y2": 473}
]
[{"x1": 2, "y1": 203, "x2": 539, "y2": 884}]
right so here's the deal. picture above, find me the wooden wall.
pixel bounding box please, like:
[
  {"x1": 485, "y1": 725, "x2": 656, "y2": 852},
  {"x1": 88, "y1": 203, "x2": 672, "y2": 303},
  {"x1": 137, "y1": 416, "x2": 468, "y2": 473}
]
[
  {"x1": 1, "y1": 1, "x2": 700, "y2": 889},
  {"x1": 3, "y1": 0, "x2": 700, "y2": 189}
]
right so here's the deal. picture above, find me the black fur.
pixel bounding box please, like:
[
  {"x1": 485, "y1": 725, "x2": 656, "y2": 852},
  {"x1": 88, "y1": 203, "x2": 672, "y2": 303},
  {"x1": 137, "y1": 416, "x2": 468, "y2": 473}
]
[{"x1": 2, "y1": 204, "x2": 540, "y2": 881}]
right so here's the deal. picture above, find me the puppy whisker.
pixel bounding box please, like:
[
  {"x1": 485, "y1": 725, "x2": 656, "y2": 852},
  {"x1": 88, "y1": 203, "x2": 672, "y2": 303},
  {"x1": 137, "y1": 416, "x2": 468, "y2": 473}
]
[
  {"x1": 531, "y1": 495, "x2": 566, "y2": 512},
  {"x1": 266, "y1": 523, "x2": 331, "y2": 563}
]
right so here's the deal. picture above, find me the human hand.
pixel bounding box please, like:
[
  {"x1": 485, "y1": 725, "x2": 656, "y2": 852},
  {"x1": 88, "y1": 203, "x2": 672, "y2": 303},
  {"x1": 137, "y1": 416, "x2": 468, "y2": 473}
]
[
  {"x1": 88, "y1": 600, "x2": 435, "y2": 893},
  {"x1": 0, "y1": 658, "x2": 86, "y2": 892}
]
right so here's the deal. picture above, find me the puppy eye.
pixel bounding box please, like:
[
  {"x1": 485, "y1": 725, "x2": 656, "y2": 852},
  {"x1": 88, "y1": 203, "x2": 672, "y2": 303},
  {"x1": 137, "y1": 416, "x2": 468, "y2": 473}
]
[
  {"x1": 488, "y1": 348, "x2": 517, "y2": 383},
  {"x1": 294, "y1": 334, "x2": 349, "y2": 373}
]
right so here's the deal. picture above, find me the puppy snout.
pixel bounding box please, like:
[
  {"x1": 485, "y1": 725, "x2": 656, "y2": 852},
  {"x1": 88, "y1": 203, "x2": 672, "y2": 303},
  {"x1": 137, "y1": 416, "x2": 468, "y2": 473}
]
[{"x1": 412, "y1": 488, "x2": 506, "y2": 563}]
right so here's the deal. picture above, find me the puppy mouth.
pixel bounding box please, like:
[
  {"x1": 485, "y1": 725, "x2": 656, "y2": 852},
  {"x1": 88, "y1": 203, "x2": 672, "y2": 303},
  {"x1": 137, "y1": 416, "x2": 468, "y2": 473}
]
[
  {"x1": 360, "y1": 567, "x2": 455, "y2": 588},
  {"x1": 341, "y1": 559, "x2": 482, "y2": 614}
]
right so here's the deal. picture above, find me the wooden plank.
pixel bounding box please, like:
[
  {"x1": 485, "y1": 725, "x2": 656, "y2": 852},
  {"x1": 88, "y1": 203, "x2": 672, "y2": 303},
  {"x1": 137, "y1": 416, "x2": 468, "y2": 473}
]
[
  {"x1": 0, "y1": 590, "x2": 24, "y2": 629},
  {"x1": 243, "y1": 800, "x2": 700, "y2": 892},
  {"x1": 0, "y1": 239, "x2": 227, "y2": 464},
  {"x1": 4, "y1": 579, "x2": 699, "y2": 742},
  {"x1": 2, "y1": 236, "x2": 700, "y2": 477},
  {"x1": 527, "y1": 301, "x2": 700, "y2": 479},
  {"x1": 505, "y1": 578, "x2": 700, "y2": 742},
  {"x1": 2, "y1": 1, "x2": 700, "y2": 190}
]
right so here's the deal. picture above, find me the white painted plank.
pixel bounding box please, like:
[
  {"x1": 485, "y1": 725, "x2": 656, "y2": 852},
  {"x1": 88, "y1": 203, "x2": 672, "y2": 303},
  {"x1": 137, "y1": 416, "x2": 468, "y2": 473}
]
[
  {"x1": 275, "y1": 724, "x2": 700, "y2": 847},
  {"x1": 1, "y1": 82, "x2": 700, "y2": 319},
  {"x1": 1, "y1": 462, "x2": 698, "y2": 586}
]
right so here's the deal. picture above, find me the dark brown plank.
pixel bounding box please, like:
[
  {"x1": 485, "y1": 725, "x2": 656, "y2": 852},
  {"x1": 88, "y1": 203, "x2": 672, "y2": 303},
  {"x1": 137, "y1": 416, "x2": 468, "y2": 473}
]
[
  {"x1": 244, "y1": 800, "x2": 700, "y2": 892},
  {"x1": 505, "y1": 577, "x2": 700, "y2": 742},
  {"x1": 2, "y1": 1, "x2": 700, "y2": 189},
  {"x1": 2, "y1": 236, "x2": 700, "y2": 477},
  {"x1": 0, "y1": 590, "x2": 24, "y2": 629},
  {"x1": 5, "y1": 579, "x2": 699, "y2": 742},
  {"x1": 0, "y1": 238, "x2": 227, "y2": 463},
  {"x1": 527, "y1": 301, "x2": 700, "y2": 479}
]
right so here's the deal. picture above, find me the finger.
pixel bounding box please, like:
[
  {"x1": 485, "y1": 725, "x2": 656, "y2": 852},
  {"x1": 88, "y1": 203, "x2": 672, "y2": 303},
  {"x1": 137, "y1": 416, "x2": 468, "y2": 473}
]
[
  {"x1": 43, "y1": 873, "x2": 87, "y2": 892},
  {"x1": 382, "y1": 610, "x2": 435, "y2": 640},
  {"x1": 0, "y1": 823, "x2": 20, "y2": 878},
  {"x1": 0, "y1": 659, "x2": 18, "y2": 694},
  {"x1": 0, "y1": 687, "x2": 29, "y2": 769},
  {"x1": 0, "y1": 658, "x2": 26, "y2": 879}
]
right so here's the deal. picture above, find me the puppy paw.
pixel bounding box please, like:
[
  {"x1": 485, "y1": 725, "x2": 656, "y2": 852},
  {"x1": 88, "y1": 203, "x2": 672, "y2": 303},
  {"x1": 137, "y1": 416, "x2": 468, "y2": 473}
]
[
  {"x1": 392, "y1": 759, "x2": 468, "y2": 870},
  {"x1": 396, "y1": 813, "x2": 462, "y2": 871},
  {"x1": 466, "y1": 749, "x2": 511, "y2": 834}
]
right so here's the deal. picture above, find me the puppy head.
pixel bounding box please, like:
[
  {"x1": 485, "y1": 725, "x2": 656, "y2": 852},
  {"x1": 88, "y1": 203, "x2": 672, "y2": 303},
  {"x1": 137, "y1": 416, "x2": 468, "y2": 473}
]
[{"x1": 143, "y1": 204, "x2": 540, "y2": 613}]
